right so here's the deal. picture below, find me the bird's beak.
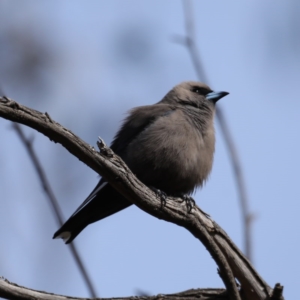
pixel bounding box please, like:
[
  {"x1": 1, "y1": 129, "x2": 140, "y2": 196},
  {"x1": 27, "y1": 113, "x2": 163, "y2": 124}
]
[{"x1": 206, "y1": 91, "x2": 229, "y2": 103}]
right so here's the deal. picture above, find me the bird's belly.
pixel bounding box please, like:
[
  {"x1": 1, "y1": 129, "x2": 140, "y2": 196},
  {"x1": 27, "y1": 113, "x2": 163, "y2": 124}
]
[{"x1": 125, "y1": 130, "x2": 214, "y2": 196}]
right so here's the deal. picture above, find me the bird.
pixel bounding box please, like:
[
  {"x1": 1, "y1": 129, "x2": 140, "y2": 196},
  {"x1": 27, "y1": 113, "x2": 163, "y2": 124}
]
[{"x1": 53, "y1": 81, "x2": 228, "y2": 243}]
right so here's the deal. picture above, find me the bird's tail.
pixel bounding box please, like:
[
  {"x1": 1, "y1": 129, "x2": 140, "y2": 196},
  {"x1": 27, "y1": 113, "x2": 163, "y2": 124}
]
[
  {"x1": 53, "y1": 182, "x2": 132, "y2": 243},
  {"x1": 53, "y1": 213, "x2": 89, "y2": 244}
]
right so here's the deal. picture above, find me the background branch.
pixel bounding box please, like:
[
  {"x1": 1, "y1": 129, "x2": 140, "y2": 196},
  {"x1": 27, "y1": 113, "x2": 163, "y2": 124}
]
[
  {"x1": 179, "y1": 0, "x2": 253, "y2": 261},
  {"x1": 0, "y1": 96, "x2": 276, "y2": 300},
  {"x1": 0, "y1": 277, "x2": 230, "y2": 300},
  {"x1": 11, "y1": 123, "x2": 97, "y2": 298}
]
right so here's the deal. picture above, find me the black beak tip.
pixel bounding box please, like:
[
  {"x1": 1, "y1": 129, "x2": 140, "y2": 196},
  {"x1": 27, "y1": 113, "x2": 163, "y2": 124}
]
[
  {"x1": 217, "y1": 91, "x2": 229, "y2": 100},
  {"x1": 206, "y1": 91, "x2": 229, "y2": 103}
]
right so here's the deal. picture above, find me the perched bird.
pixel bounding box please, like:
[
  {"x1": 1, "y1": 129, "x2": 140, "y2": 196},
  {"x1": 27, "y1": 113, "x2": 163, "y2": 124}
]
[{"x1": 53, "y1": 81, "x2": 228, "y2": 243}]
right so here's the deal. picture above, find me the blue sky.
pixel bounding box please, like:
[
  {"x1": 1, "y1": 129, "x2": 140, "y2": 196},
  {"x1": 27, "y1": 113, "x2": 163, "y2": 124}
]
[{"x1": 0, "y1": 1, "x2": 299, "y2": 299}]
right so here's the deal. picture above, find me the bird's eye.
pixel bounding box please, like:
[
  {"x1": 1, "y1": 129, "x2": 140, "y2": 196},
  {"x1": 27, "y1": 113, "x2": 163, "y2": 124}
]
[{"x1": 192, "y1": 87, "x2": 210, "y2": 95}]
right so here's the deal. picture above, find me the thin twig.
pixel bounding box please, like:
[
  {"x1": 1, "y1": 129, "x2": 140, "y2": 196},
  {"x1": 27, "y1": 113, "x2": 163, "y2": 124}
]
[
  {"x1": 180, "y1": 0, "x2": 253, "y2": 261},
  {"x1": 12, "y1": 123, "x2": 97, "y2": 298}
]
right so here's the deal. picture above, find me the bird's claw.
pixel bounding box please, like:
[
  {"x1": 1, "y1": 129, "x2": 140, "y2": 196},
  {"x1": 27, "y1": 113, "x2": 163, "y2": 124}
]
[
  {"x1": 181, "y1": 195, "x2": 196, "y2": 213},
  {"x1": 151, "y1": 187, "x2": 168, "y2": 208}
]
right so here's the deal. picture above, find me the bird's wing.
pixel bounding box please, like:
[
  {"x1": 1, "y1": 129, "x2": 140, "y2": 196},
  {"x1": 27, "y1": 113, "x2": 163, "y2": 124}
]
[
  {"x1": 53, "y1": 104, "x2": 176, "y2": 243},
  {"x1": 111, "y1": 104, "x2": 175, "y2": 155},
  {"x1": 70, "y1": 104, "x2": 175, "y2": 217}
]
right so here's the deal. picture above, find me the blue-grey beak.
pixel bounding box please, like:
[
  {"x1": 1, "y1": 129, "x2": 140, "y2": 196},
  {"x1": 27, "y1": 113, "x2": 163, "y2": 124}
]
[{"x1": 206, "y1": 91, "x2": 229, "y2": 103}]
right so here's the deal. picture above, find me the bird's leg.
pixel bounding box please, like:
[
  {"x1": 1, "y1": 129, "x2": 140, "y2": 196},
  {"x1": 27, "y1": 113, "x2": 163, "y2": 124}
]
[
  {"x1": 180, "y1": 194, "x2": 196, "y2": 213},
  {"x1": 150, "y1": 187, "x2": 168, "y2": 208}
]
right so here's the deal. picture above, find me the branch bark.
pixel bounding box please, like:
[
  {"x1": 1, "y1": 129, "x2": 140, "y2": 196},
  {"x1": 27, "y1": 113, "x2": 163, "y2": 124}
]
[
  {"x1": 0, "y1": 97, "x2": 279, "y2": 300},
  {"x1": 0, "y1": 277, "x2": 229, "y2": 300}
]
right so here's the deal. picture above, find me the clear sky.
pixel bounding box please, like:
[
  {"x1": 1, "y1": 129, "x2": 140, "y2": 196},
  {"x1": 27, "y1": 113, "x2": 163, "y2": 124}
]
[{"x1": 0, "y1": 1, "x2": 299, "y2": 299}]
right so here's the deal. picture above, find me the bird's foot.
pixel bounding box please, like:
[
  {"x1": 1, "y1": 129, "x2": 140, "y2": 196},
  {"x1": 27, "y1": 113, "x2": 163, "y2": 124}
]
[
  {"x1": 180, "y1": 195, "x2": 210, "y2": 217},
  {"x1": 180, "y1": 194, "x2": 196, "y2": 213},
  {"x1": 150, "y1": 187, "x2": 168, "y2": 208}
]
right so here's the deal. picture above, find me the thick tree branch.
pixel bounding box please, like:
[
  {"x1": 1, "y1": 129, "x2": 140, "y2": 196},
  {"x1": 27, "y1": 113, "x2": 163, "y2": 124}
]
[{"x1": 0, "y1": 97, "x2": 277, "y2": 300}]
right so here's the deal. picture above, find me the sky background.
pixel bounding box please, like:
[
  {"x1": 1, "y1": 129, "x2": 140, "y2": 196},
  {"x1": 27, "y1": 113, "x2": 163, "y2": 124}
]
[{"x1": 0, "y1": 0, "x2": 299, "y2": 299}]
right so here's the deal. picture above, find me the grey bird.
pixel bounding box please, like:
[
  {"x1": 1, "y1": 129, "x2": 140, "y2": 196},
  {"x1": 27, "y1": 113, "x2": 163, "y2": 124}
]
[{"x1": 53, "y1": 81, "x2": 228, "y2": 243}]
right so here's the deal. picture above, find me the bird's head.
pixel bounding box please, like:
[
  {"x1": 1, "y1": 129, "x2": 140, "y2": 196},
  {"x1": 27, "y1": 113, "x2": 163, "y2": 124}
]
[{"x1": 162, "y1": 81, "x2": 229, "y2": 111}]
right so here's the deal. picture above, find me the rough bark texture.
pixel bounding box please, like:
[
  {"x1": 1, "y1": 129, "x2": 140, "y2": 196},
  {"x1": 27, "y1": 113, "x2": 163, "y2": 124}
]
[{"x1": 0, "y1": 278, "x2": 229, "y2": 300}]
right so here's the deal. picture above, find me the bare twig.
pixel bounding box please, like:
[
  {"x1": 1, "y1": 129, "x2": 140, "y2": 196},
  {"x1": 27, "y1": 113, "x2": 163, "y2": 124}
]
[
  {"x1": 179, "y1": 0, "x2": 253, "y2": 261},
  {"x1": 11, "y1": 123, "x2": 97, "y2": 298},
  {"x1": 270, "y1": 284, "x2": 284, "y2": 300},
  {"x1": 0, "y1": 277, "x2": 229, "y2": 300},
  {"x1": 0, "y1": 97, "x2": 277, "y2": 300}
]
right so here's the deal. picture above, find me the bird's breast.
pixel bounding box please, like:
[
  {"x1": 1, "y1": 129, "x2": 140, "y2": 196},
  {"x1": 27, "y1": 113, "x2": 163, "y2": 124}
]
[{"x1": 124, "y1": 110, "x2": 215, "y2": 195}]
